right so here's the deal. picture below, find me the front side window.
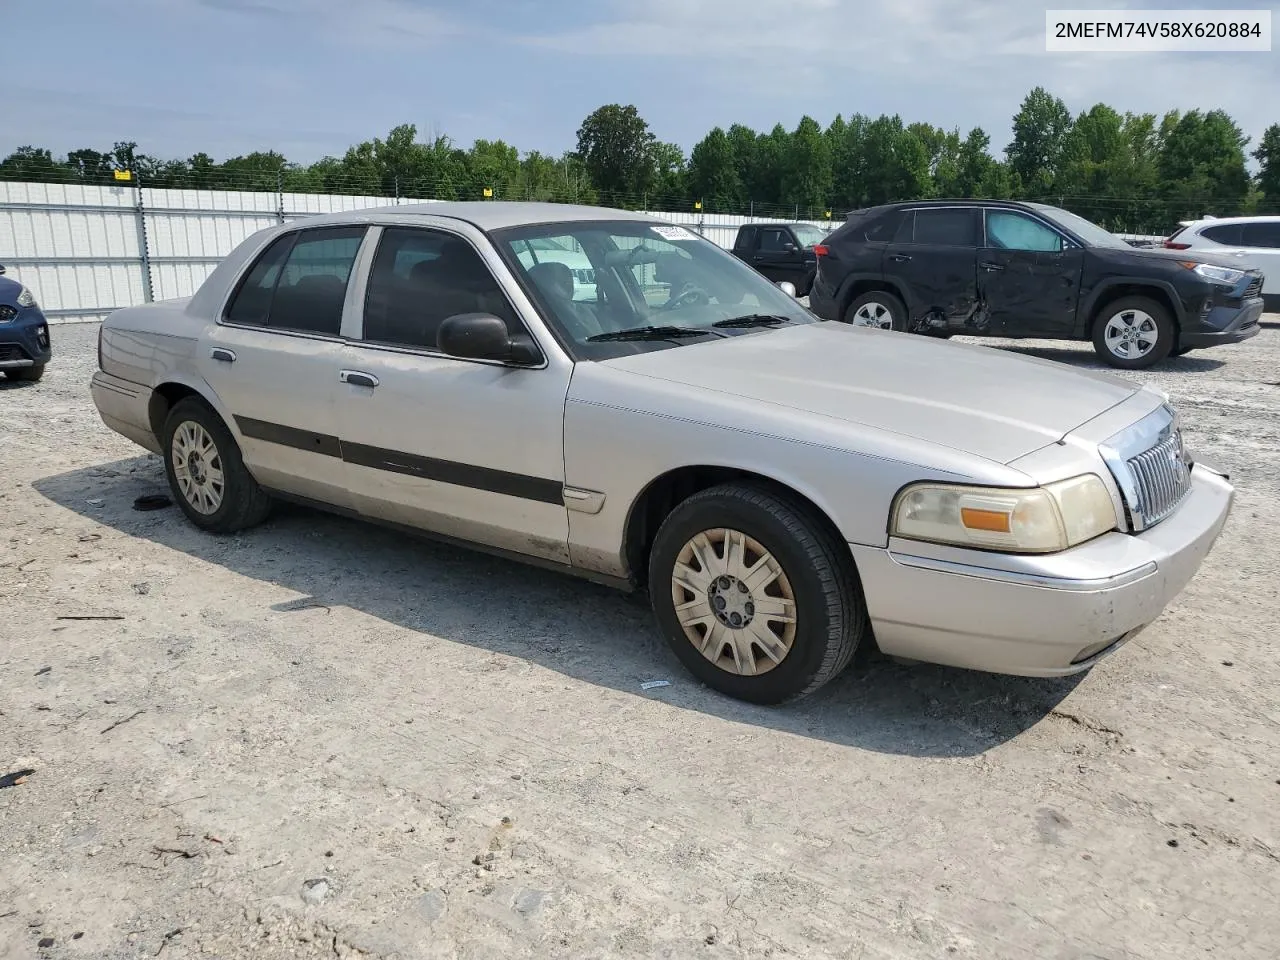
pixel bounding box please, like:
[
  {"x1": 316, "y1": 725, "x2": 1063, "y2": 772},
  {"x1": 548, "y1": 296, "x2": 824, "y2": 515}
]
[
  {"x1": 361, "y1": 227, "x2": 521, "y2": 350},
  {"x1": 492, "y1": 219, "x2": 816, "y2": 360},
  {"x1": 985, "y1": 211, "x2": 1064, "y2": 252},
  {"x1": 1241, "y1": 222, "x2": 1280, "y2": 249},
  {"x1": 759, "y1": 229, "x2": 792, "y2": 252},
  {"x1": 224, "y1": 226, "x2": 365, "y2": 335}
]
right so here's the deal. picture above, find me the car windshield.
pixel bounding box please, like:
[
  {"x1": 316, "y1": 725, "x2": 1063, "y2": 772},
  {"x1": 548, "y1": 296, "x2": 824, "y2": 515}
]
[
  {"x1": 492, "y1": 219, "x2": 816, "y2": 359},
  {"x1": 1030, "y1": 204, "x2": 1131, "y2": 250},
  {"x1": 790, "y1": 224, "x2": 829, "y2": 248}
]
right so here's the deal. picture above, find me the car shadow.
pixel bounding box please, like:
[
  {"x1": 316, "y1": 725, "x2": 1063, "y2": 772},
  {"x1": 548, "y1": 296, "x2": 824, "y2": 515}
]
[
  {"x1": 0, "y1": 377, "x2": 39, "y2": 390},
  {"x1": 993, "y1": 343, "x2": 1227, "y2": 373},
  {"x1": 32, "y1": 456, "x2": 1088, "y2": 759}
]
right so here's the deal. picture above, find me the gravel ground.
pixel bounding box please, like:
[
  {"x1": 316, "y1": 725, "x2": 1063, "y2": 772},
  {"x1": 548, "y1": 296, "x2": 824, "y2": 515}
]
[{"x1": 2, "y1": 322, "x2": 1279, "y2": 960}]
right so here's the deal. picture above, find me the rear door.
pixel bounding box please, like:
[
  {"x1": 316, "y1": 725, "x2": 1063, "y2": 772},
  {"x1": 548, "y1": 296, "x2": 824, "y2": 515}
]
[
  {"x1": 199, "y1": 224, "x2": 368, "y2": 510},
  {"x1": 978, "y1": 208, "x2": 1083, "y2": 338},
  {"x1": 1239, "y1": 222, "x2": 1280, "y2": 297},
  {"x1": 883, "y1": 207, "x2": 980, "y2": 331}
]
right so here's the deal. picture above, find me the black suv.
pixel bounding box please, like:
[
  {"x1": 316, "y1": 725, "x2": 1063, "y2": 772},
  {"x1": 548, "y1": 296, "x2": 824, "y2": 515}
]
[
  {"x1": 731, "y1": 222, "x2": 830, "y2": 297},
  {"x1": 808, "y1": 200, "x2": 1264, "y2": 368}
]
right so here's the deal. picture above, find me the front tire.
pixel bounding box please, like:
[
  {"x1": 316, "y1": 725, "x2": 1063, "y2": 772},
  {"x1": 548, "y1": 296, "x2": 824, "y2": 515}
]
[
  {"x1": 843, "y1": 291, "x2": 907, "y2": 331},
  {"x1": 162, "y1": 397, "x2": 272, "y2": 534},
  {"x1": 6, "y1": 364, "x2": 45, "y2": 382},
  {"x1": 1091, "y1": 296, "x2": 1174, "y2": 369},
  {"x1": 647, "y1": 482, "x2": 867, "y2": 705}
]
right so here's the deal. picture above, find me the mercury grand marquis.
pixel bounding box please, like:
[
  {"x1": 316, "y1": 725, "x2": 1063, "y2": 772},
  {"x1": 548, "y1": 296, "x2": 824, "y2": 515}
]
[{"x1": 89, "y1": 202, "x2": 1234, "y2": 704}]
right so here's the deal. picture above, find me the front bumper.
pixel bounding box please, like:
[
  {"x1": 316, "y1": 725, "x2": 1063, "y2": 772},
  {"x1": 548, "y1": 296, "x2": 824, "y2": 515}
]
[
  {"x1": 1180, "y1": 295, "x2": 1264, "y2": 349},
  {"x1": 850, "y1": 464, "x2": 1233, "y2": 677},
  {"x1": 0, "y1": 306, "x2": 53, "y2": 369}
]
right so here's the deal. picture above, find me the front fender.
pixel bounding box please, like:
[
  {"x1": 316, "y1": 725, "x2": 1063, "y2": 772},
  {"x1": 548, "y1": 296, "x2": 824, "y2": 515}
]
[{"x1": 1078, "y1": 276, "x2": 1189, "y2": 337}]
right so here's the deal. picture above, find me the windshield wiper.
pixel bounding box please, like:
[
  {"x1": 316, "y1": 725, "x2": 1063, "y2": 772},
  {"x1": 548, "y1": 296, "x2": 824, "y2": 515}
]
[
  {"x1": 711, "y1": 314, "x2": 795, "y2": 329},
  {"x1": 587, "y1": 325, "x2": 717, "y2": 342}
]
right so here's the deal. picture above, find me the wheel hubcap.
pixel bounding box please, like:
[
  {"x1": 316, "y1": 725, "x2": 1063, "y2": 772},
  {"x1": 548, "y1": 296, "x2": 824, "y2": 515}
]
[
  {"x1": 852, "y1": 301, "x2": 893, "y2": 328},
  {"x1": 670, "y1": 528, "x2": 797, "y2": 677},
  {"x1": 171, "y1": 421, "x2": 225, "y2": 515},
  {"x1": 1104, "y1": 309, "x2": 1157, "y2": 359}
]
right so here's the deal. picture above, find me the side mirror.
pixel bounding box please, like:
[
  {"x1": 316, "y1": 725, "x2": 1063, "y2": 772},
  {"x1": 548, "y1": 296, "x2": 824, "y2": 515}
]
[
  {"x1": 782, "y1": 242, "x2": 798, "y2": 254},
  {"x1": 0, "y1": 264, "x2": 6, "y2": 275},
  {"x1": 437, "y1": 313, "x2": 539, "y2": 365},
  {"x1": 776, "y1": 281, "x2": 798, "y2": 298}
]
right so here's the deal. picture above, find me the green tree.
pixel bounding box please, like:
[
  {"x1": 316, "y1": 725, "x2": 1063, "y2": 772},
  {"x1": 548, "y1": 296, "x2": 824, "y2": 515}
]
[
  {"x1": 1252, "y1": 123, "x2": 1280, "y2": 209},
  {"x1": 651, "y1": 141, "x2": 687, "y2": 205},
  {"x1": 781, "y1": 116, "x2": 832, "y2": 213},
  {"x1": 0, "y1": 147, "x2": 64, "y2": 181},
  {"x1": 687, "y1": 127, "x2": 741, "y2": 209},
  {"x1": 1005, "y1": 86, "x2": 1073, "y2": 197},
  {"x1": 859, "y1": 115, "x2": 931, "y2": 205},
  {"x1": 574, "y1": 103, "x2": 658, "y2": 203},
  {"x1": 1157, "y1": 108, "x2": 1250, "y2": 219}
]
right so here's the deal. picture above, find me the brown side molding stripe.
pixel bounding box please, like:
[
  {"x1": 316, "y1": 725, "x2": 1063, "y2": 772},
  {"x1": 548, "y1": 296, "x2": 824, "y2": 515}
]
[{"x1": 233, "y1": 416, "x2": 563, "y2": 506}]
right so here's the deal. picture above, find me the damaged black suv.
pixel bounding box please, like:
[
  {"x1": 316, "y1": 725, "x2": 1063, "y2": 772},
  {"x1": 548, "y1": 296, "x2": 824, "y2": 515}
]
[{"x1": 807, "y1": 199, "x2": 1264, "y2": 369}]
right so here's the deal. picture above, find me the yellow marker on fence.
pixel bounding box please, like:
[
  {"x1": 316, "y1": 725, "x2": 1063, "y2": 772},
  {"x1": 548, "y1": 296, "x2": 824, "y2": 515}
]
[
  {"x1": 482, "y1": 187, "x2": 493, "y2": 198},
  {"x1": 113, "y1": 170, "x2": 132, "y2": 182},
  {"x1": 694, "y1": 200, "x2": 702, "y2": 211}
]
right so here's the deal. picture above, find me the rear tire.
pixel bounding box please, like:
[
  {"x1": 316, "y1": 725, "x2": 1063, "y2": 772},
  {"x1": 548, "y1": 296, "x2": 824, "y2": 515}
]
[
  {"x1": 1091, "y1": 296, "x2": 1174, "y2": 369},
  {"x1": 162, "y1": 397, "x2": 272, "y2": 534},
  {"x1": 843, "y1": 291, "x2": 907, "y2": 331},
  {"x1": 6, "y1": 364, "x2": 44, "y2": 382},
  {"x1": 647, "y1": 482, "x2": 867, "y2": 705}
]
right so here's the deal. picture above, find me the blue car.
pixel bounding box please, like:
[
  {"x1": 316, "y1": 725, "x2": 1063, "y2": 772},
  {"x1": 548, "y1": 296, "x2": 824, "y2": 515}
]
[{"x1": 0, "y1": 264, "x2": 52, "y2": 383}]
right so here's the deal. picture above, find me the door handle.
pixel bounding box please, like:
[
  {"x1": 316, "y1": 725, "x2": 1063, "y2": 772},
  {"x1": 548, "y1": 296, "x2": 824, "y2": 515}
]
[
  {"x1": 340, "y1": 370, "x2": 379, "y2": 388},
  {"x1": 980, "y1": 261, "x2": 1005, "y2": 272},
  {"x1": 888, "y1": 254, "x2": 912, "y2": 262},
  {"x1": 210, "y1": 348, "x2": 236, "y2": 363}
]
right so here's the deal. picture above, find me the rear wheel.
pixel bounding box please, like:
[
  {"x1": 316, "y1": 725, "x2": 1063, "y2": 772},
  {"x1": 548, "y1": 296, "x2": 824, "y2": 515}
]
[
  {"x1": 647, "y1": 482, "x2": 867, "y2": 705},
  {"x1": 843, "y1": 291, "x2": 907, "y2": 331},
  {"x1": 1091, "y1": 296, "x2": 1174, "y2": 369},
  {"x1": 162, "y1": 397, "x2": 272, "y2": 534},
  {"x1": 5, "y1": 364, "x2": 44, "y2": 382}
]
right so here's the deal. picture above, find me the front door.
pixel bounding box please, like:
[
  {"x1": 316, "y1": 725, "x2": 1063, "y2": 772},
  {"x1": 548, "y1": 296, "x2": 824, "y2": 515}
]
[
  {"x1": 335, "y1": 224, "x2": 572, "y2": 564},
  {"x1": 978, "y1": 208, "x2": 1083, "y2": 338},
  {"x1": 883, "y1": 207, "x2": 981, "y2": 332},
  {"x1": 198, "y1": 224, "x2": 368, "y2": 510},
  {"x1": 753, "y1": 227, "x2": 806, "y2": 286}
]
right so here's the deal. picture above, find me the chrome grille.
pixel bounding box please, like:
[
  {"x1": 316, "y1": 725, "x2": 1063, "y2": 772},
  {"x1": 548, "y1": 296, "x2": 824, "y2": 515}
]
[{"x1": 1125, "y1": 429, "x2": 1192, "y2": 528}]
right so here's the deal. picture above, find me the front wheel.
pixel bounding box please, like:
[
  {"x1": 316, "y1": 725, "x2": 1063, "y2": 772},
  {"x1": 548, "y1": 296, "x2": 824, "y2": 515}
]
[
  {"x1": 843, "y1": 291, "x2": 907, "y2": 331},
  {"x1": 647, "y1": 483, "x2": 867, "y2": 704},
  {"x1": 162, "y1": 397, "x2": 272, "y2": 534},
  {"x1": 1091, "y1": 296, "x2": 1174, "y2": 369}
]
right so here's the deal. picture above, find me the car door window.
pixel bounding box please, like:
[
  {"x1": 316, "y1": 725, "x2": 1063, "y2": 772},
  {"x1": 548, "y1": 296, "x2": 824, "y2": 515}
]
[
  {"x1": 1201, "y1": 223, "x2": 1245, "y2": 245},
  {"x1": 985, "y1": 211, "x2": 1063, "y2": 252},
  {"x1": 1241, "y1": 222, "x2": 1280, "y2": 248},
  {"x1": 758, "y1": 229, "x2": 791, "y2": 252},
  {"x1": 904, "y1": 209, "x2": 979, "y2": 246},
  {"x1": 224, "y1": 226, "x2": 365, "y2": 335},
  {"x1": 361, "y1": 227, "x2": 522, "y2": 350}
]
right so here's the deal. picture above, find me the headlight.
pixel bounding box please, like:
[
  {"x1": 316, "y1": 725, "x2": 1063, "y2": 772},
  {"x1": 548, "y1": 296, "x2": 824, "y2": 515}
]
[
  {"x1": 890, "y1": 474, "x2": 1118, "y2": 554},
  {"x1": 15, "y1": 285, "x2": 37, "y2": 308},
  {"x1": 1186, "y1": 262, "x2": 1246, "y2": 286}
]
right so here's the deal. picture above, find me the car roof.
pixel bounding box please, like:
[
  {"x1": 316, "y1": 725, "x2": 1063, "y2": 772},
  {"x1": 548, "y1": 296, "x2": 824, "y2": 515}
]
[
  {"x1": 297, "y1": 201, "x2": 661, "y2": 232},
  {"x1": 1185, "y1": 215, "x2": 1280, "y2": 227}
]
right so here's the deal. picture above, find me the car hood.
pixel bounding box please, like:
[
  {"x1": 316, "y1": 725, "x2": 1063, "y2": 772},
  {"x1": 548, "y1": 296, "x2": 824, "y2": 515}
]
[
  {"x1": 599, "y1": 321, "x2": 1142, "y2": 465},
  {"x1": 0, "y1": 275, "x2": 23, "y2": 303}
]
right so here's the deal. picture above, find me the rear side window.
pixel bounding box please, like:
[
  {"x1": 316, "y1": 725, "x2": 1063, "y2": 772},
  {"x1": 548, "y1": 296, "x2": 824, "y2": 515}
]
[
  {"x1": 224, "y1": 226, "x2": 366, "y2": 335},
  {"x1": 1241, "y1": 222, "x2": 1280, "y2": 248},
  {"x1": 1201, "y1": 223, "x2": 1244, "y2": 245},
  {"x1": 863, "y1": 210, "x2": 904, "y2": 242},
  {"x1": 900, "y1": 209, "x2": 980, "y2": 246}
]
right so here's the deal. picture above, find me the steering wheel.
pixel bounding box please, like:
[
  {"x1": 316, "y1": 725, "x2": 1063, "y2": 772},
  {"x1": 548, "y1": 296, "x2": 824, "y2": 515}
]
[{"x1": 660, "y1": 284, "x2": 711, "y2": 311}]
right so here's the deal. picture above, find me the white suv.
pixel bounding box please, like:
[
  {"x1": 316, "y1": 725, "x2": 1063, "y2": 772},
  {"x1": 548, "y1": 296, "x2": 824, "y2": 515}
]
[{"x1": 1165, "y1": 216, "x2": 1280, "y2": 309}]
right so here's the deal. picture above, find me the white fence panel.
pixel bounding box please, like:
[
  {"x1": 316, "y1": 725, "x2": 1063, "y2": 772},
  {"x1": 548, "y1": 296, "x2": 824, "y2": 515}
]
[{"x1": 0, "y1": 180, "x2": 1167, "y2": 323}]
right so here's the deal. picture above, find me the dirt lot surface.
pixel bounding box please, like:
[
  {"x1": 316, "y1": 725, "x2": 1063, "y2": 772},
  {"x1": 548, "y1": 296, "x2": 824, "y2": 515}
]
[{"x1": 3, "y1": 322, "x2": 1279, "y2": 960}]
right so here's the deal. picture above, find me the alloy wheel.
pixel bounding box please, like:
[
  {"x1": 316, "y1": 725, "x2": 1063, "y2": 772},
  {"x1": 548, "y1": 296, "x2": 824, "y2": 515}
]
[{"x1": 171, "y1": 420, "x2": 225, "y2": 515}]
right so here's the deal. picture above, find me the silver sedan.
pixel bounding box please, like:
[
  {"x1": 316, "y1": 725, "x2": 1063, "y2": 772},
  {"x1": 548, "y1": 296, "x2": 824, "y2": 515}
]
[{"x1": 90, "y1": 202, "x2": 1233, "y2": 704}]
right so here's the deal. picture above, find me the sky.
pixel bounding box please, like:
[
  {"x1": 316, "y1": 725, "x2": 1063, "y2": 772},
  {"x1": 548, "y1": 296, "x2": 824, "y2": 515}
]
[{"x1": 4, "y1": 0, "x2": 1278, "y2": 166}]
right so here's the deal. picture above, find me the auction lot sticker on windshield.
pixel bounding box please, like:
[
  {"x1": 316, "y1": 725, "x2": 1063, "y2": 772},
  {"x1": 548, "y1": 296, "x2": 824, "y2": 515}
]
[{"x1": 651, "y1": 225, "x2": 697, "y2": 242}]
